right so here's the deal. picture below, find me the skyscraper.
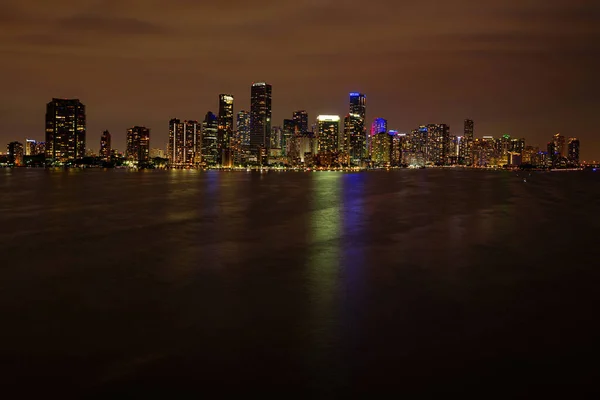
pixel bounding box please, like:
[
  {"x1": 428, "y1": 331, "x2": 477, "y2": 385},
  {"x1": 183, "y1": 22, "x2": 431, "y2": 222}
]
[
  {"x1": 427, "y1": 124, "x2": 450, "y2": 165},
  {"x1": 344, "y1": 114, "x2": 365, "y2": 165},
  {"x1": 317, "y1": 115, "x2": 340, "y2": 155},
  {"x1": 463, "y1": 119, "x2": 474, "y2": 165},
  {"x1": 371, "y1": 118, "x2": 387, "y2": 136},
  {"x1": 282, "y1": 119, "x2": 295, "y2": 156},
  {"x1": 7, "y1": 142, "x2": 24, "y2": 166},
  {"x1": 45, "y1": 98, "x2": 86, "y2": 164},
  {"x1": 168, "y1": 119, "x2": 201, "y2": 166},
  {"x1": 348, "y1": 93, "x2": 367, "y2": 161},
  {"x1": 553, "y1": 133, "x2": 566, "y2": 158},
  {"x1": 250, "y1": 82, "x2": 272, "y2": 165},
  {"x1": 25, "y1": 139, "x2": 36, "y2": 156},
  {"x1": 126, "y1": 126, "x2": 150, "y2": 163},
  {"x1": 568, "y1": 138, "x2": 580, "y2": 165},
  {"x1": 236, "y1": 111, "x2": 251, "y2": 148},
  {"x1": 218, "y1": 94, "x2": 234, "y2": 167},
  {"x1": 293, "y1": 110, "x2": 309, "y2": 133},
  {"x1": 234, "y1": 110, "x2": 250, "y2": 165},
  {"x1": 169, "y1": 119, "x2": 184, "y2": 165},
  {"x1": 202, "y1": 112, "x2": 219, "y2": 167},
  {"x1": 370, "y1": 118, "x2": 387, "y2": 157},
  {"x1": 100, "y1": 130, "x2": 111, "y2": 161}
]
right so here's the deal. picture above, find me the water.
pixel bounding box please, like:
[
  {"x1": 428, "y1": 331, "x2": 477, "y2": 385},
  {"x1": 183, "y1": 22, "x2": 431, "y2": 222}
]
[{"x1": 1, "y1": 169, "x2": 599, "y2": 397}]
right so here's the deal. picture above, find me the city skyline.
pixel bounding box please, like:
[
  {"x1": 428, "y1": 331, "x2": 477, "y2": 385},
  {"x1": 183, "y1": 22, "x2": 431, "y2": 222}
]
[
  {"x1": 5, "y1": 92, "x2": 593, "y2": 165},
  {"x1": 0, "y1": 1, "x2": 598, "y2": 159}
]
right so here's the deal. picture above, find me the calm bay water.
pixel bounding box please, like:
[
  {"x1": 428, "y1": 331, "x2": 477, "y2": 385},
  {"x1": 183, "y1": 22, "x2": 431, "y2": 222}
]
[{"x1": 1, "y1": 169, "x2": 599, "y2": 396}]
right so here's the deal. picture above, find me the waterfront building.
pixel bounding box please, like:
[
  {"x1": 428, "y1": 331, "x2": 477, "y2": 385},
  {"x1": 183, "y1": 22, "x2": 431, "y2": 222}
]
[
  {"x1": 250, "y1": 82, "x2": 272, "y2": 165},
  {"x1": 45, "y1": 98, "x2": 86, "y2": 164},
  {"x1": 126, "y1": 126, "x2": 150, "y2": 163},
  {"x1": 7, "y1": 141, "x2": 24, "y2": 166},
  {"x1": 218, "y1": 94, "x2": 234, "y2": 167},
  {"x1": 202, "y1": 112, "x2": 219, "y2": 166},
  {"x1": 100, "y1": 130, "x2": 111, "y2": 161}
]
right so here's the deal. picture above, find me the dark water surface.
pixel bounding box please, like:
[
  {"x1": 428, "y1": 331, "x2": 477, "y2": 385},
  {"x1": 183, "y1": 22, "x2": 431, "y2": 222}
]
[{"x1": 1, "y1": 169, "x2": 599, "y2": 397}]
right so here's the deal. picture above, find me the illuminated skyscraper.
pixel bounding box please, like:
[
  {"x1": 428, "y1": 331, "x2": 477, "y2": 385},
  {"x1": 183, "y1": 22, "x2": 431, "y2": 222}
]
[
  {"x1": 169, "y1": 119, "x2": 185, "y2": 165},
  {"x1": 250, "y1": 82, "x2": 272, "y2": 165},
  {"x1": 270, "y1": 126, "x2": 282, "y2": 149},
  {"x1": 371, "y1": 132, "x2": 391, "y2": 165},
  {"x1": 568, "y1": 138, "x2": 580, "y2": 165},
  {"x1": 25, "y1": 139, "x2": 36, "y2": 156},
  {"x1": 218, "y1": 94, "x2": 234, "y2": 167},
  {"x1": 237, "y1": 111, "x2": 251, "y2": 147},
  {"x1": 100, "y1": 130, "x2": 111, "y2": 161},
  {"x1": 7, "y1": 142, "x2": 24, "y2": 166},
  {"x1": 202, "y1": 112, "x2": 219, "y2": 166},
  {"x1": 293, "y1": 110, "x2": 309, "y2": 133},
  {"x1": 344, "y1": 114, "x2": 365, "y2": 165},
  {"x1": 45, "y1": 98, "x2": 86, "y2": 164},
  {"x1": 282, "y1": 119, "x2": 295, "y2": 156},
  {"x1": 463, "y1": 119, "x2": 474, "y2": 165},
  {"x1": 426, "y1": 124, "x2": 450, "y2": 165},
  {"x1": 317, "y1": 115, "x2": 340, "y2": 156},
  {"x1": 346, "y1": 93, "x2": 367, "y2": 163},
  {"x1": 553, "y1": 133, "x2": 566, "y2": 157},
  {"x1": 126, "y1": 126, "x2": 150, "y2": 163},
  {"x1": 234, "y1": 110, "x2": 250, "y2": 165},
  {"x1": 371, "y1": 118, "x2": 387, "y2": 136}
]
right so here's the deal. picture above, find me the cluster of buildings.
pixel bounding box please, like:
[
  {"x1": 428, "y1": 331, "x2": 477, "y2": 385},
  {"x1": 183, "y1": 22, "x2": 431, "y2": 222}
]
[{"x1": 0, "y1": 84, "x2": 584, "y2": 169}]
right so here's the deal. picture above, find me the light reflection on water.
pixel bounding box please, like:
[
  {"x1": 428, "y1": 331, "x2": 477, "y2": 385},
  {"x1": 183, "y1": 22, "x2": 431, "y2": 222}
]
[{"x1": 0, "y1": 169, "x2": 599, "y2": 396}]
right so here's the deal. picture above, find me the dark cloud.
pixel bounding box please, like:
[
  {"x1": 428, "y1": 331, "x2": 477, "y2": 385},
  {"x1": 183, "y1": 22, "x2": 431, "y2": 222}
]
[{"x1": 57, "y1": 14, "x2": 170, "y2": 35}]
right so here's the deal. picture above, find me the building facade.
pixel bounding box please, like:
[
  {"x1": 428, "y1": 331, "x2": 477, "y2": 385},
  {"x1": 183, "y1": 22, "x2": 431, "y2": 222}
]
[
  {"x1": 7, "y1": 142, "x2": 24, "y2": 166},
  {"x1": 249, "y1": 82, "x2": 272, "y2": 165},
  {"x1": 317, "y1": 115, "x2": 340, "y2": 166},
  {"x1": 202, "y1": 112, "x2": 219, "y2": 166},
  {"x1": 126, "y1": 126, "x2": 150, "y2": 163},
  {"x1": 218, "y1": 94, "x2": 234, "y2": 167},
  {"x1": 168, "y1": 119, "x2": 201, "y2": 166},
  {"x1": 100, "y1": 130, "x2": 111, "y2": 161},
  {"x1": 568, "y1": 138, "x2": 580, "y2": 165},
  {"x1": 45, "y1": 98, "x2": 86, "y2": 164}
]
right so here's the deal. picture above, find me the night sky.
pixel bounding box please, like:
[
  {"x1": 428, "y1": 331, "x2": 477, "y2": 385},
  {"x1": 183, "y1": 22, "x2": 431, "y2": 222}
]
[{"x1": 1, "y1": 0, "x2": 598, "y2": 159}]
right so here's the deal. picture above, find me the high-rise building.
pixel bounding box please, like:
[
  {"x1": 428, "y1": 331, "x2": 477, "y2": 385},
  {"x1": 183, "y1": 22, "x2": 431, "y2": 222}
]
[
  {"x1": 371, "y1": 118, "x2": 387, "y2": 136},
  {"x1": 427, "y1": 123, "x2": 450, "y2": 165},
  {"x1": 7, "y1": 142, "x2": 24, "y2": 166},
  {"x1": 218, "y1": 94, "x2": 234, "y2": 167},
  {"x1": 343, "y1": 92, "x2": 370, "y2": 159},
  {"x1": 234, "y1": 110, "x2": 250, "y2": 165},
  {"x1": 282, "y1": 119, "x2": 295, "y2": 156},
  {"x1": 35, "y1": 142, "x2": 45, "y2": 156},
  {"x1": 553, "y1": 133, "x2": 566, "y2": 157},
  {"x1": 293, "y1": 110, "x2": 309, "y2": 133},
  {"x1": 25, "y1": 139, "x2": 36, "y2": 156},
  {"x1": 126, "y1": 126, "x2": 150, "y2": 163},
  {"x1": 344, "y1": 113, "x2": 366, "y2": 165},
  {"x1": 270, "y1": 126, "x2": 282, "y2": 149},
  {"x1": 463, "y1": 119, "x2": 474, "y2": 165},
  {"x1": 349, "y1": 93, "x2": 367, "y2": 160},
  {"x1": 169, "y1": 119, "x2": 184, "y2": 165},
  {"x1": 45, "y1": 98, "x2": 86, "y2": 164},
  {"x1": 202, "y1": 112, "x2": 219, "y2": 166},
  {"x1": 317, "y1": 115, "x2": 340, "y2": 162},
  {"x1": 250, "y1": 82, "x2": 272, "y2": 165},
  {"x1": 236, "y1": 111, "x2": 251, "y2": 147},
  {"x1": 168, "y1": 119, "x2": 201, "y2": 166},
  {"x1": 100, "y1": 130, "x2": 111, "y2": 161},
  {"x1": 371, "y1": 132, "x2": 392, "y2": 165},
  {"x1": 568, "y1": 138, "x2": 580, "y2": 165}
]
